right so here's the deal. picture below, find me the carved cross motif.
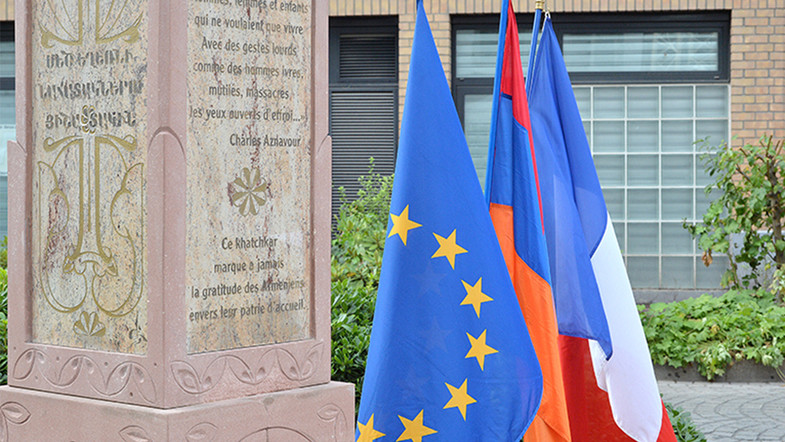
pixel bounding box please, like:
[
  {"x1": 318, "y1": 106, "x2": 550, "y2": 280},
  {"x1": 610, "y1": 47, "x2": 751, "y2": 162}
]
[
  {"x1": 34, "y1": 0, "x2": 147, "y2": 343},
  {"x1": 40, "y1": 0, "x2": 142, "y2": 48}
]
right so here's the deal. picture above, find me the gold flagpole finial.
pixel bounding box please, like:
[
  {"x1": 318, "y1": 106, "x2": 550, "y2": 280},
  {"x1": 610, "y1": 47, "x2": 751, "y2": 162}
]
[{"x1": 535, "y1": 0, "x2": 545, "y2": 10}]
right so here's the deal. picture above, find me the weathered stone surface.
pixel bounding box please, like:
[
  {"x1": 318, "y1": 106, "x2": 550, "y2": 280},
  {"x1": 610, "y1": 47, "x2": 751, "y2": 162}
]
[
  {"x1": 185, "y1": 0, "x2": 313, "y2": 354},
  {"x1": 7, "y1": 0, "x2": 342, "y2": 417},
  {"x1": 31, "y1": 0, "x2": 149, "y2": 354}
]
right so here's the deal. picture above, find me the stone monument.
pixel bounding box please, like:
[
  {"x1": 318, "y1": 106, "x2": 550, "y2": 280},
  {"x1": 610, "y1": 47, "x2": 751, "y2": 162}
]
[{"x1": 0, "y1": 0, "x2": 353, "y2": 439}]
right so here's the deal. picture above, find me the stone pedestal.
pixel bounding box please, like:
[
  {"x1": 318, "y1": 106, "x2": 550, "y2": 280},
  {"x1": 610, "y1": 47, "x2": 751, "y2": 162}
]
[
  {"x1": 2, "y1": 0, "x2": 353, "y2": 439},
  {"x1": 0, "y1": 383, "x2": 353, "y2": 440}
]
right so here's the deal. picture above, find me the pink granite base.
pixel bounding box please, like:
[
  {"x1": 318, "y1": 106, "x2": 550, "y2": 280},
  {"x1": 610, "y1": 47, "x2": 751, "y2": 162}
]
[{"x1": 0, "y1": 381, "x2": 354, "y2": 441}]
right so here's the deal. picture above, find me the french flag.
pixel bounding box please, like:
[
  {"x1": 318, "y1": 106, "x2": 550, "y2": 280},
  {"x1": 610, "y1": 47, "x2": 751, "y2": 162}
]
[
  {"x1": 485, "y1": 2, "x2": 571, "y2": 440},
  {"x1": 527, "y1": 16, "x2": 677, "y2": 442}
]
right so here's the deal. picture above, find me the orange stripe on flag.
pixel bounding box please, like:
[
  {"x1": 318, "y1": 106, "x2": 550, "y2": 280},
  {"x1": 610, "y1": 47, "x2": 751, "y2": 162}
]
[{"x1": 490, "y1": 203, "x2": 571, "y2": 442}]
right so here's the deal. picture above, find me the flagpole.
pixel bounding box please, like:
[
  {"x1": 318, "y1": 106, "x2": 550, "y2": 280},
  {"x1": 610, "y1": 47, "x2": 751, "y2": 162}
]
[
  {"x1": 525, "y1": 0, "x2": 545, "y2": 91},
  {"x1": 483, "y1": 0, "x2": 511, "y2": 204}
]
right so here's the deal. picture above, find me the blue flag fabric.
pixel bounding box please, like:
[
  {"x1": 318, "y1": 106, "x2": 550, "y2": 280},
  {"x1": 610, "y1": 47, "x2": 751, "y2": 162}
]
[
  {"x1": 527, "y1": 18, "x2": 676, "y2": 441},
  {"x1": 528, "y1": 18, "x2": 613, "y2": 358},
  {"x1": 355, "y1": 2, "x2": 543, "y2": 441}
]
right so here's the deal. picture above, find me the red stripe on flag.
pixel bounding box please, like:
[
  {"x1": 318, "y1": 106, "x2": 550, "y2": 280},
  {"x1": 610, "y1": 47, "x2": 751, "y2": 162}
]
[
  {"x1": 558, "y1": 336, "x2": 677, "y2": 441},
  {"x1": 499, "y1": 1, "x2": 545, "y2": 232}
]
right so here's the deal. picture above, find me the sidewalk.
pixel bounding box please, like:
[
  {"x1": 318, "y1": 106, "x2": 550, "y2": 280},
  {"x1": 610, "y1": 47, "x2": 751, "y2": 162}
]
[{"x1": 658, "y1": 381, "x2": 785, "y2": 441}]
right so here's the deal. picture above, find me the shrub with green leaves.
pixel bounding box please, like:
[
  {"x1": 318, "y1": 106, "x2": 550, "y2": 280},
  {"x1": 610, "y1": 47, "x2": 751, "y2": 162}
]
[
  {"x1": 640, "y1": 290, "x2": 785, "y2": 380},
  {"x1": 665, "y1": 402, "x2": 707, "y2": 442},
  {"x1": 331, "y1": 167, "x2": 393, "y2": 405},
  {"x1": 0, "y1": 238, "x2": 7, "y2": 385},
  {"x1": 685, "y1": 135, "x2": 785, "y2": 298},
  {"x1": 0, "y1": 237, "x2": 6, "y2": 270}
]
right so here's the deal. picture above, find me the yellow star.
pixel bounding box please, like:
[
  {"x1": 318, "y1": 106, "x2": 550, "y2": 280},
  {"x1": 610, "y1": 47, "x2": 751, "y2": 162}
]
[
  {"x1": 460, "y1": 278, "x2": 493, "y2": 317},
  {"x1": 397, "y1": 410, "x2": 437, "y2": 442},
  {"x1": 431, "y1": 230, "x2": 468, "y2": 269},
  {"x1": 357, "y1": 414, "x2": 386, "y2": 442},
  {"x1": 465, "y1": 330, "x2": 498, "y2": 371},
  {"x1": 389, "y1": 205, "x2": 422, "y2": 246},
  {"x1": 443, "y1": 379, "x2": 477, "y2": 420}
]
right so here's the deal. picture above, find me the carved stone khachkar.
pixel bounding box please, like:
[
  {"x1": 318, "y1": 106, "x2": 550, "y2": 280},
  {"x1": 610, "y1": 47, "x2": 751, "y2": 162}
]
[{"x1": 1, "y1": 1, "x2": 353, "y2": 439}]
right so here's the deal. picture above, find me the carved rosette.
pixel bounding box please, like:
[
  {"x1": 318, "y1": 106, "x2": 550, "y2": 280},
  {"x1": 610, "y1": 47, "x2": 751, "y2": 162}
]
[{"x1": 230, "y1": 167, "x2": 269, "y2": 216}]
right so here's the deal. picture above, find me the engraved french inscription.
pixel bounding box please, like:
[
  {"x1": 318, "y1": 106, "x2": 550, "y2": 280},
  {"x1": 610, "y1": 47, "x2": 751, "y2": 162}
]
[
  {"x1": 186, "y1": 0, "x2": 313, "y2": 353},
  {"x1": 31, "y1": 0, "x2": 149, "y2": 354}
]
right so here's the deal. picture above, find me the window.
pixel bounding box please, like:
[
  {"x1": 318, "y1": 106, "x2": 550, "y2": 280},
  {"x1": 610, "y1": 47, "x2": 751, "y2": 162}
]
[
  {"x1": 0, "y1": 21, "x2": 14, "y2": 239},
  {"x1": 452, "y1": 12, "x2": 730, "y2": 291},
  {"x1": 576, "y1": 84, "x2": 728, "y2": 289},
  {"x1": 329, "y1": 17, "x2": 398, "y2": 221},
  {"x1": 452, "y1": 15, "x2": 532, "y2": 188}
]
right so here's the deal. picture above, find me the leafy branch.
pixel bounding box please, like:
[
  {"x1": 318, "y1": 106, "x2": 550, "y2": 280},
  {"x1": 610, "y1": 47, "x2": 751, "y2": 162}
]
[{"x1": 685, "y1": 135, "x2": 785, "y2": 301}]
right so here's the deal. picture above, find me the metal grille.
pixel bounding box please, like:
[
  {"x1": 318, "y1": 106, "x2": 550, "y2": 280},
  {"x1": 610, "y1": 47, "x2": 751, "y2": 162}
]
[
  {"x1": 330, "y1": 90, "x2": 397, "y2": 221},
  {"x1": 339, "y1": 34, "x2": 397, "y2": 81}
]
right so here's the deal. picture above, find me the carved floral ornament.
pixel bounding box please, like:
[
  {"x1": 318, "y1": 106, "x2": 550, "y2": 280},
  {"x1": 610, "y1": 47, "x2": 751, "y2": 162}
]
[
  {"x1": 0, "y1": 402, "x2": 31, "y2": 442},
  {"x1": 231, "y1": 167, "x2": 269, "y2": 216},
  {"x1": 35, "y1": 0, "x2": 147, "y2": 342},
  {"x1": 171, "y1": 342, "x2": 324, "y2": 395},
  {"x1": 180, "y1": 400, "x2": 347, "y2": 441},
  {"x1": 12, "y1": 349, "x2": 157, "y2": 403},
  {"x1": 119, "y1": 425, "x2": 152, "y2": 442}
]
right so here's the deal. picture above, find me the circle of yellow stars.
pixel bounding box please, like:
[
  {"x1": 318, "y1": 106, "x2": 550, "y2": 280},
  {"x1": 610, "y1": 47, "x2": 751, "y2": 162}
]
[{"x1": 359, "y1": 204, "x2": 502, "y2": 441}]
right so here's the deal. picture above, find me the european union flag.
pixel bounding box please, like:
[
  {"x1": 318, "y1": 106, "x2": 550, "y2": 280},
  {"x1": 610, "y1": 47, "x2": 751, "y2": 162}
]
[{"x1": 355, "y1": 2, "x2": 543, "y2": 441}]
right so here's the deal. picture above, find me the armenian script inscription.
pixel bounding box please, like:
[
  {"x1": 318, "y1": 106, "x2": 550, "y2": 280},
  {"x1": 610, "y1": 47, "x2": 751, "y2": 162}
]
[
  {"x1": 186, "y1": 0, "x2": 313, "y2": 353},
  {"x1": 31, "y1": 0, "x2": 149, "y2": 354}
]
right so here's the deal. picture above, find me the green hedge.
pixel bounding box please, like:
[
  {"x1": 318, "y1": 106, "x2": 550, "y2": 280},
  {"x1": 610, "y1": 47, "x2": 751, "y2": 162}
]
[
  {"x1": 330, "y1": 168, "x2": 392, "y2": 406},
  {"x1": 640, "y1": 290, "x2": 785, "y2": 380}
]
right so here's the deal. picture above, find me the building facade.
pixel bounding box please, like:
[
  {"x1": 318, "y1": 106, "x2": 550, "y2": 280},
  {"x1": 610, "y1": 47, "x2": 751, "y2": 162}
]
[
  {"x1": 0, "y1": 1, "x2": 783, "y2": 296},
  {"x1": 329, "y1": 0, "x2": 785, "y2": 298},
  {"x1": 0, "y1": 2, "x2": 12, "y2": 240}
]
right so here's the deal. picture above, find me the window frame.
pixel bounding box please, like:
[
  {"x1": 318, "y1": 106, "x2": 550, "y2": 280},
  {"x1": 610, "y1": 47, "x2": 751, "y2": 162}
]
[
  {"x1": 450, "y1": 12, "x2": 731, "y2": 292},
  {"x1": 451, "y1": 11, "x2": 730, "y2": 90},
  {"x1": 329, "y1": 16, "x2": 399, "y2": 87},
  {"x1": 328, "y1": 16, "x2": 400, "y2": 224},
  {"x1": 328, "y1": 15, "x2": 400, "y2": 158},
  {"x1": 0, "y1": 20, "x2": 14, "y2": 240},
  {"x1": 552, "y1": 12, "x2": 730, "y2": 84},
  {"x1": 0, "y1": 21, "x2": 12, "y2": 91}
]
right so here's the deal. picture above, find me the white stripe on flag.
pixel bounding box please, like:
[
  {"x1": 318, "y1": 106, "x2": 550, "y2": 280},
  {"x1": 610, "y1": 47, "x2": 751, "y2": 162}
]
[{"x1": 588, "y1": 216, "x2": 663, "y2": 442}]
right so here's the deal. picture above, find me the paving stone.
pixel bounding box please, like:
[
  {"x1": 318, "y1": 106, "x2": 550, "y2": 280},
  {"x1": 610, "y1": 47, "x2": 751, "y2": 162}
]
[{"x1": 658, "y1": 381, "x2": 785, "y2": 441}]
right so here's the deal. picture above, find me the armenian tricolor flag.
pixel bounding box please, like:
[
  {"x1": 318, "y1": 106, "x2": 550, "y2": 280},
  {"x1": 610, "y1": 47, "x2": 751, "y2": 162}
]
[{"x1": 485, "y1": 2, "x2": 571, "y2": 441}]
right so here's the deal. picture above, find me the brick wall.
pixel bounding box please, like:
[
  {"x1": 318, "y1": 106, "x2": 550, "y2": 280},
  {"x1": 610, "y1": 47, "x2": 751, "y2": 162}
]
[
  {"x1": 330, "y1": 0, "x2": 785, "y2": 147},
  {"x1": 730, "y1": 5, "x2": 785, "y2": 145},
  {"x1": 0, "y1": 1, "x2": 12, "y2": 22},
  {"x1": 0, "y1": 1, "x2": 780, "y2": 146}
]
